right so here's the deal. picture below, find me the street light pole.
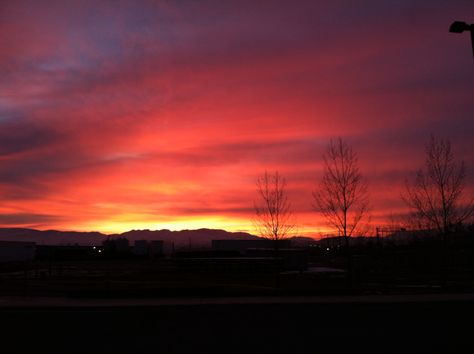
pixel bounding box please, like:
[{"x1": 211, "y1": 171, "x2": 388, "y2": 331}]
[{"x1": 449, "y1": 21, "x2": 474, "y2": 62}]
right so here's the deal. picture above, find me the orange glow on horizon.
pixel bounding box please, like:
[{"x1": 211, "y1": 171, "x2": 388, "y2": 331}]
[{"x1": 0, "y1": 1, "x2": 472, "y2": 236}]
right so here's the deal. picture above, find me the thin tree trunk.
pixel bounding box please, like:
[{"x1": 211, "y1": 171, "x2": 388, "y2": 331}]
[{"x1": 344, "y1": 236, "x2": 353, "y2": 291}]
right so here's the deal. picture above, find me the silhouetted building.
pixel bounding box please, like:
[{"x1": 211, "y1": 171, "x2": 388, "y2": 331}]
[
  {"x1": 132, "y1": 240, "x2": 164, "y2": 258},
  {"x1": 103, "y1": 237, "x2": 130, "y2": 254},
  {"x1": 0, "y1": 241, "x2": 36, "y2": 262},
  {"x1": 133, "y1": 240, "x2": 149, "y2": 256},
  {"x1": 150, "y1": 240, "x2": 163, "y2": 256},
  {"x1": 318, "y1": 236, "x2": 371, "y2": 248}
]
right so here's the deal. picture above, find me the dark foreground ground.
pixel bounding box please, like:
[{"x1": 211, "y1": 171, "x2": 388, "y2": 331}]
[{"x1": 1, "y1": 295, "x2": 473, "y2": 354}]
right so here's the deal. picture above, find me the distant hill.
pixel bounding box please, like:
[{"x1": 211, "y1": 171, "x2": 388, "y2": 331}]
[
  {"x1": 0, "y1": 228, "x2": 316, "y2": 248},
  {"x1": 0, "y1": 227, "x2": 259, "y2": 247},
  {"x1": 0, "y1": 228, "x2": 106, "y2": 246},
  {"x1": 112, "y1": 228, "x2": 259, "y2": 248}
]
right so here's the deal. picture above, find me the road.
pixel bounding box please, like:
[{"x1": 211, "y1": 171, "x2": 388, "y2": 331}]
[{"x1": 1, "y1": 294, "x2": 473, "y2": 354}]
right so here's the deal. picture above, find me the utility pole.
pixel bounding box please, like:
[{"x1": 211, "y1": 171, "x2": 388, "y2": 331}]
[{"x1": 449, "y1": 21, "x2": 474, "y2": 62}]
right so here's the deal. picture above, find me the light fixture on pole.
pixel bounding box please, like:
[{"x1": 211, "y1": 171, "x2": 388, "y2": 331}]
[{"x1": 449, "y1": 21, "x2": 474, "y2": 62}]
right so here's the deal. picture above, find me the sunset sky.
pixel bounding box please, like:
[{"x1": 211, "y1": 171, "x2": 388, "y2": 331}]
[{"x1": 0, "y1": 1, "x2": 473, "y2": 236}]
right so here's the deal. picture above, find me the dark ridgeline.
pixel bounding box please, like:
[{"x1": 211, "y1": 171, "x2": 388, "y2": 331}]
[
  {"x1": 0, "y1": 136, "x2": 473, "y2": 296},
  {"x1": 2, "y1": 226, "x2": 470, "y2": 298},
  {"x1": 0, "y1": 227, "x2": 259, "y2": 247},
  {"x1": 0, "y1": 134, "x2": 473, "y2": 353},
  {"x1": 0, "y1": 1, "x2": 472, "y2": 351},
  {"x1": 0, "y1": 227, "x2": 106, "y2": 245}
]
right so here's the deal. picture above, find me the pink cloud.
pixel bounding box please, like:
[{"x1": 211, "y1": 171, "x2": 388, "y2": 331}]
[{"x1": 0, "y1": 0, "x2": 473, "y2": 234}]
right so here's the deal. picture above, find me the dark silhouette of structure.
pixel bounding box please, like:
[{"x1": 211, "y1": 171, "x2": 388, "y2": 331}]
[
  {"x1": 102, "y1": 237, "x2": 130, "y2": 256},
  {"x1": 132, "y1": 240, "x2": 164, "y2": 258},
  {"x1": 449, "y1": 21, "x2": 474, "y2": 61}
]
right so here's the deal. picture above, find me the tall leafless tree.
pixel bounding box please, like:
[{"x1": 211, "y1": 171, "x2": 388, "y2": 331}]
[
  {"x1": 313, "y1": 138, "x2": 369, "y2": 248},
  {"x1": 403, "y1": 136, "x2": 474, "y2": 240},
  {"x1": 254, "y1": 170, "x2": 295, "y2": 249}
]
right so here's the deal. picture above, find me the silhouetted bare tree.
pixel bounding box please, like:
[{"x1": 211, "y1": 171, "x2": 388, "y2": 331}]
[
  {"x1": 403, "y1": 136, "x2": 474, "y2": 240},
  {"x1": 313, "y1": 138, "x2": 369, "y2": 248},
  {"x1": 254, "y1": 170, "x2": 295, "y2": 249}
]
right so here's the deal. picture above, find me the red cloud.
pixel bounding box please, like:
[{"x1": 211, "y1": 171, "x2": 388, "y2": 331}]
[{"x1": 0, "y1": 1, "x2": 473, "y2": 235}]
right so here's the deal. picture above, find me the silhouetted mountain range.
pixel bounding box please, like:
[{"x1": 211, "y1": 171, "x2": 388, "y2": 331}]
[
  {"x1": 117, "y1": 228, "x2": 259, "y2": 248},
  {"x1": 0, "y1": 228, "x2": 105, "y2": 245},
  {"x1": 0, "y1": 228, "x2": 259, "y2": 247}
]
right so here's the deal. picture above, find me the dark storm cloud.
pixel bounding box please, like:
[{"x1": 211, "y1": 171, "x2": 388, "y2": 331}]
[
  {"x1": 0, "y1": 212, "x2": 64, "y2": 225},
  {"x1": 0, "y1": 119, "x2": 62, "y2": 156}
]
